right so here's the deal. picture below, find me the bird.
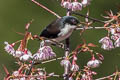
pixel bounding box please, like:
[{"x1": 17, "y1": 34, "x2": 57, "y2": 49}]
[
  {"x1": 40, "y1": 16, "x2": 80, "y2": 49},
  {"x1": 27, "y1": 16, "x2": 80, "y2": 75}
]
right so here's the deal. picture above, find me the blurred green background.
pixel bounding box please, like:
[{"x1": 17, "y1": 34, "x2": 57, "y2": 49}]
[{"x1": 0, "y1": 0, "x2": 120, "y2": 79}]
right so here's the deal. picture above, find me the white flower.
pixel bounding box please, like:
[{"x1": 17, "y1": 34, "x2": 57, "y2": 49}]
[
  {"x1": 71, "y1": 2, "x2": 82, "y2": 11},
  {"x1": 33, "y1": 53, "x2": 40, "y2": 60},
  {"x1": 71, "y1": 64, "x2": 79, "y2": 71},
  {"x1": 99, "y1": 36, "x2": 109, "y2": 43},
  {"x1": 20, "y1": 54, "x2": 32, "y2": 61},
  {"x1": 19, "y1": 49, "x2": 32, "y2": 61},
  {"x1": 116, "y1": 27, "x2": 120, "y2": 32},
  {"x1": 30, "y1": 78, "x2": 35, "y2": 80},
  {"x1": 61, "y1": 1, "x2": 72, "y2": 9},
  {"x1": 110, "y1": 28, "x2": 116, "y2": 34},
  {"x1": 4, "y1": 41, "x2": 15, "y2": 55},
  {"x1": 81, "y1": 0, "x2": 91, "y2": 7},
  {"x1": 26, "y1": 50, "x2": 32, "y2": 56},
  {"x1": 87, "y1": 59, "x2": 102, "y2": 68},
  {"x1": 12, "y1": 71, "x2": 19, "y2": 77},
  {"x1": 61, "y1": 59, "x2": 71, "y2": 67},
  {"x1": 111, "y1": 33, "x2": 120, "y2": 41},
  {"x1": 69, "y1": 77, "x2": 73, "y2": 80},
  {"x1": 33, "y1": 46, "x2": 56, "y2": 61},
  {"x1": 19, "y1": 77, "x2": 26, "y2": 80},
  {"x1": 15, "y1": 50, "x2": 24, "y2": 58},
  {"x1": 81, "y1": 74, "x2": 88, "y2": 80},
  {"x1": 99, "y1": 37, "x2": 114, "y2": 50},
  {"x1": 114, "y1": 38, "x2": 120, "y2": 47}
]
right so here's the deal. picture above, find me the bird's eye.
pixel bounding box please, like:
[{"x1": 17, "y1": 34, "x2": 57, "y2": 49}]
[
  {"x1": 71, "y1": 19, "x2": 75, "y2": 22},
  {"x1": 71, "y1": 19, "x2": 78, "y2": 24}
]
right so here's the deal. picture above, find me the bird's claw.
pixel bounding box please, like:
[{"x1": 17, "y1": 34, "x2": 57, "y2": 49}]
[
  {"x1": 58, "y1": 43, "x2": 65, "y2": 49},
  {"x1": 65, "y1": 48, "x2": 70, "y2": 52}
]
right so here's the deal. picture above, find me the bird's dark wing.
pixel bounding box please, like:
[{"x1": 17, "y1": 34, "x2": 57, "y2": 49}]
[{"x1": 40, "y1": 18, "x2": 61, "y2": 39}]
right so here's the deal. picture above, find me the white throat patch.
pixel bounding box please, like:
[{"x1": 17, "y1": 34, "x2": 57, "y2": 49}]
[{"x1": 58, "y1": 24, "x2": 76, "y2": 36}]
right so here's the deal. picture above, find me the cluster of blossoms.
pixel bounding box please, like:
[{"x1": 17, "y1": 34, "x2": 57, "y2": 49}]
[
  {"x1": 3, "y1": 63, "x2": 54, "y2": 80},
  {"x1": 4, "y1": 41, "x2": 33, "y2": 61},
  {"x1": 3, "y1": 24, "x2": 57, "y2": 79},
  {"x1": 80, "y1": 66, "x2": 97, "y2": 80},
  {"x1": 4, "y1": 41, "x2": 56, "y2": 62},
  {"x1": 4, "y1": 21, "x2": 56, "y2": 62},
  {"x1": 99, "y1": 27, "x2": 120, "y2": 50},
  {"x1": 61, "y1": 0, "x2": 91, "y2": 11},
  {"x1": 60, "y1": 43, "x2": 104, "y2": 80},
  {"x1": 99, "y1": 11, "x2": 120, "y2": 50},
  {"x1": 4, "y1": 32, "x2": 104, "y2": 80}
]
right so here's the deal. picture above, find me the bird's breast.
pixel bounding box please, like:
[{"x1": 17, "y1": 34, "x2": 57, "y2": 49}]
[
  {"x1": 58, "y1": 24, "x2": 76, "y2": 36},
  {"x1": 52, "y1": 28, "x2": 74, "y2": 42},
  {"x1": 52, "y1": 24, "x2": 76, "y2": 42}
]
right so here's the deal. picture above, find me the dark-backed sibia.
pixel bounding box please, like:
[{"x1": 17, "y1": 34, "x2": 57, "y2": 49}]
[{"x1": 40, "y1": 16, "x2": 79, "y2": 44}]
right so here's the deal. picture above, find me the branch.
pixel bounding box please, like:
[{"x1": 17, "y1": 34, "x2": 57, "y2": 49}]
[
  {"x1": 8, "y1": 72, "x2": 63, "y2": 79},
  {"x1": 75, "y1": 26, "x2": 110, "y2": 30},
  {"x1": 95, "y1": 72, "x2": 118, "y2": 80},
  {"x1": 72, "y1": 12, "x2": 105, "y2": 24},
  {"x1": 31, "y1": 0, "x2": 61, "y2": 18},
  {"x1": 34, "y1": 56, "x2": 65, "y2": 65}
]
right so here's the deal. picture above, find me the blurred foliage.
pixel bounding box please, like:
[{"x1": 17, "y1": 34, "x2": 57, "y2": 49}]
[{"x1": 0, "y1": 0, "x2": 120, "y2": 79}]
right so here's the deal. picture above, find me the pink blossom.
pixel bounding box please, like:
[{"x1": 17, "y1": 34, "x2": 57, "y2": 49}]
[
  {"x1": 110, "y1": 27, "x2": 120, "y2": 34},
  {"x1": 25, "y1": 49, "x2": 32, "y2": 56},
  {"x1": 61, "y1": 59, "x2": 71, "y2": 75},
  {"x1": 20, "y1": 54, "x2": 32, "y2": 61},
  {"x1": 81, "y1": 74, "x2": 92, "y2": 80},
  {"x1": 81, "y1": 0, "x2": 91, "y2": 7},
  {"x1": 111, "y1": 33, "x2": 120, "y2": 47},
  {"x1": 12, "y1": 71, "x2": 26, "y2": 80},
  {"x1": 61, "y1": 1, "x2": 72, "y2": 9},
  {"x1": 114, "y1": 38, "x2": 120, "y2": 47},
  {"x1": 4, "y1": 41, "x2": 15, "y2": 55},
  {"x1": 71, "y1": 64, "x2": 79, "y2": 71},
  {"x1": 87, "y1": 59, "x2": 102, "y2": 68},
  {"x1": 68, "y1": 77, "x2": 73, "y2": 80},
  {"x1": 36, "y1": 70, "x2": 45, "y2": 80},
  {"x1": 99, "y1": 37, "x2": 114, "y2": 50},
  {"x1": 110, "y1": 28, "x2": 116, "y2": 34},
  {"x1": 71, "y1": 2, "x2": 82, "y2": 11},
  {"x1": 61, "y1": 59, "x2": 71, "y2": 67},
  {"x1": 71, "y1": 56, "x2": 79, "y2": 71},
  {"x1": 12, "y1": 71, "x2": 19, "y2": 77},
  {"x1": 96, "y1": 53, "x2": 104, "y2": 61},
  {"x1": 116, "y1": 27, "x2": 120, "y2": 32},
  {"x1": 111, "y1": 33, "x2": 120, "y2": 41},
  {"x1": 15, "y1": 49, "x2": 32, "y2": 61},
  {"x1": 33, "y1": 46, "x2": 56, "y2": 61},
  {"x1": 15, "y1": 50, "x2": 24, "y2": 58}
]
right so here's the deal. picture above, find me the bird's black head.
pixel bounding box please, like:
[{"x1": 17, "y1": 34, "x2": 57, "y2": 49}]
[{"x1": 62, "y1": 16, "x2": 79, "y2": 25}]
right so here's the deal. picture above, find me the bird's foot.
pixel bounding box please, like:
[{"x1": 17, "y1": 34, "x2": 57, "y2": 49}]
[
  {"x1": 58, "y1": 43, "x2": 65, "y2": 49},
  {"x1": 39, "y1": 37, "x2": 45, "y2": 41},
  {"x1": 65, "y1": 48, "x2": 70, "y2": 52}
]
